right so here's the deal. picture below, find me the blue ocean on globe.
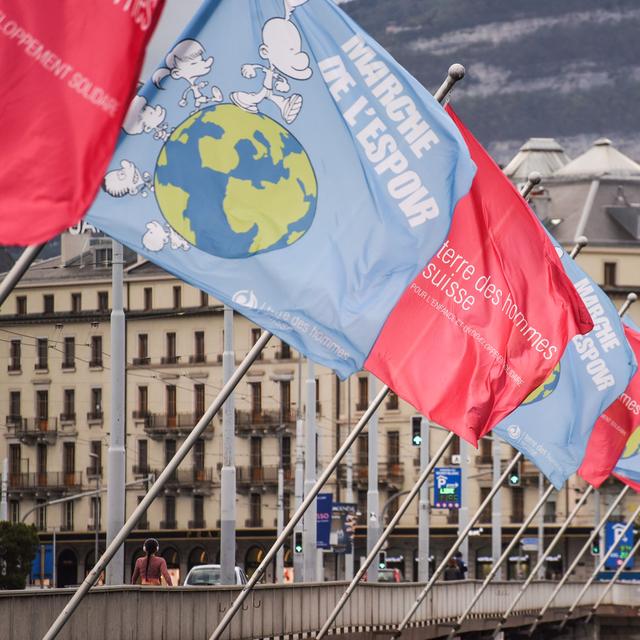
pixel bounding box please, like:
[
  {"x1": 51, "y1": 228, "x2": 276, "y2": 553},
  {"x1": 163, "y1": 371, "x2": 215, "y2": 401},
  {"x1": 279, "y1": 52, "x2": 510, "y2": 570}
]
[{"x1": 154, "y1": 104, "x2": 318, "y2": 259}]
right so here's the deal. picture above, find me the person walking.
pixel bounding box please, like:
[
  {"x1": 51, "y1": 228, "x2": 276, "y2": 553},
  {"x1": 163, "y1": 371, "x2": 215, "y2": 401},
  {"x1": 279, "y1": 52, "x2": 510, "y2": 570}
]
[
  {"x1": 443, "y1": 558, "x2": 461, "y2": 581},
  {"x1": 131, "y1": 538, "x2": 173, "y2": 586},
  {"x1": 454, "y1": 551, "x2": 468, "y2": 579}
]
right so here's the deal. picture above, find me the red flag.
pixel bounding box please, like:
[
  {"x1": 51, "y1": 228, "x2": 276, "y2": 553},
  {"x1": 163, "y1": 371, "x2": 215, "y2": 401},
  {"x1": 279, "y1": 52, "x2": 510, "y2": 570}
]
[
  {"x1": 365, "y1": 107, "x2": 593, "y2": 445},
  {"x1": 0, "y1": 0, "x2": 164, "y2": 245},
  {"x1": 580, "y1": 324, "x2": 640, "y2": 487}
]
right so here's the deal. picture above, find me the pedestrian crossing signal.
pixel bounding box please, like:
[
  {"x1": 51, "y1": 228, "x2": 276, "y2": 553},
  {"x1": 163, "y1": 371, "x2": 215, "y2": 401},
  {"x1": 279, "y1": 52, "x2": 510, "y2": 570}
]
[
  {"x1": 591, "y1": 538, "x2": 600, "y2": 556},
  {"x1": 378, "y1": 551, "x2": 386, "y2": 569},
  {"x1": 508, "y1": 462, "x2": 521, "y2": 487},
  {"x1": 294, "y1": 531, "x2": 303, "y2": 554},
  {"x1": 411, "y1": 416, "x2": 422, "y2": 447}
]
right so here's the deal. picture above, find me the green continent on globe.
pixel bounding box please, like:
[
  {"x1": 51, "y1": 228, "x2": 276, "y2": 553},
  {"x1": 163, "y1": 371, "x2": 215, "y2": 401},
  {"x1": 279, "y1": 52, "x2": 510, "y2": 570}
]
[
  {"x1": 154, "y1": 104, "x2": 318, "y2": 259},
  {"x1": 522, "y1": 363, "x2": 561, "y2": 405}
]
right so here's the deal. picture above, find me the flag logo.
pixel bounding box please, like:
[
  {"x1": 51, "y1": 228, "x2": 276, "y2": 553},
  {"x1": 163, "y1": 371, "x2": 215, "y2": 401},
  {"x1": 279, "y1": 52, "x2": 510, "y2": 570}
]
[
  {"x1": 151, "y1": 104, "x2": 317, "y2": 259},
  {"x1": 622, "y1": 426, "x2": 640, "y2": 459},
  {"x1": 507, "y1": 424, "x2": 522, "y2": 440},
  {"x1": 522, "y1": 363, "x2": 561, "y2": 405}
]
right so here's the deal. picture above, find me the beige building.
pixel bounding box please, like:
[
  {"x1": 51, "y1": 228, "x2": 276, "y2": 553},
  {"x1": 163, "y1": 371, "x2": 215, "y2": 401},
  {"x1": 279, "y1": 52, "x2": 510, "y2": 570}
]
[{"x1": 2, "y1": 134, "x2": 640, "y2": 587}]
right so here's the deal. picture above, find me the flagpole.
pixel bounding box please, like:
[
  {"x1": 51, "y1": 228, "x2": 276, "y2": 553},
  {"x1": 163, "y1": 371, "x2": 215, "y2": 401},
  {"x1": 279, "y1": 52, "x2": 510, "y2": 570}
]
[
  {"x1": 366, "y1": 373, "x2": 380, "y2": 583},
  {"x1": 0, "y1": 244, "x2": 44, "y2": 307},
  {"x1": 439, "y1": 484, "x2": 555, "y2": 639},
  {"x1": 558, "y1": 501, "x2": 640, "y2": 631},
  {"x1": 520, "y1": 171, "x2": 541, "y2": 200},
  {"x1": 570, "y1": 235, "x2": 589, "y2": 259},
  {"x1": 388, "y1": 453, "x2": 523, "y2": 639},
  {"x1": 205, "y1": 62, "x2": 468, "y2": 640},
  {"x1": 208, "y1": 384, "x2": 392, "y2": 640},
  {"x1": 583, "y1": 531, "x2": 640, "y2": 625},
  {"x1": 315, "y1": 430, "x2": 457, "y2": 640},
  {"x1": 526, "y1": 484, "x2": 630, "y2": 636},
  {"x1": 492, "y1": 485, "x2": 594, "y2": 637},
  {"x1": 42, "y1": 329, "x2": 274, "y2": 640},
  {"x1": 494, "y1": 291, "x2": 637, "y2": 636}
]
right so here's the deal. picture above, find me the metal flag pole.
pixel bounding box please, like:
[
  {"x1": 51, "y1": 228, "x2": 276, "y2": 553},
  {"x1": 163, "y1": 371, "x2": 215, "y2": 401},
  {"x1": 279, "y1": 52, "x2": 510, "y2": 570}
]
[
  {"x1": 491, "y1": 436, "x2": 503, "y2": 580},
  {"x1": 206, "y1": 60, "x2": 467, "y2": 640},
  {"x1": 559, "y1": 501, "x2": 640, "y2": 631},
  {"x1": 417, "y1": 417, "x2": 430, "y2": 582},
  {"x1": 0, "y1": 244, "x2": 44, "y2": 307},
  {"x1": 315, "y1": 431, "x2": 456, "y2": 640},
  {"x1": 366, "y1": 373, "x2": 380, "y2": 583},
  {"x1": 494, "y1": 291, "x2": 637, "y2": 635},
  {"x1": 294, "y1": 353, "x2": 305, "y2": 582},
  {"x1": 388, "y1": 453, "x2": 523, "y2": 639},
  {"x1": 106, "y1": 241, "x2": 125, "y2": 585},
  {"x1": 570, "y1": 235, "x2": 589, "y2": 259},
  {"x1": 520, "y1": 171, "x2": 542, "y2": 200},
  {"x1": 344, "y1": 378, "x2": 354, "y2": 580},
  {"x1": 584, "y1": 530, "x2": 640, "y2": 625},
  {"x1": 42, "y1": 330, "x2": 273, "y2": 640},
  {"x1": 527, "y1": 484, "x2": 630, "y2": 636},
  {"x1": 303, "y1": 359, "x2": 318, "y2": 582},
  {"x1": 443, "y1": 484, "x2": 555, "y2": 639},
  {"x1": 492, "y1": 485, "x2": 594, "y2": 637},
  {"x1": 220, "y1": 305, "x2": 236, "y2": 585},
  {"x1": 208, "y1": 384, "x2": 392, "y2": 640}
]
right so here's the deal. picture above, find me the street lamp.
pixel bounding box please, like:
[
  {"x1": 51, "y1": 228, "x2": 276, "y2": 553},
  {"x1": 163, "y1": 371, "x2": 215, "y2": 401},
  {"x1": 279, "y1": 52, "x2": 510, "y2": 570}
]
[{"x1": 88, "y1": 453, "x2": 100, "y2": 570}]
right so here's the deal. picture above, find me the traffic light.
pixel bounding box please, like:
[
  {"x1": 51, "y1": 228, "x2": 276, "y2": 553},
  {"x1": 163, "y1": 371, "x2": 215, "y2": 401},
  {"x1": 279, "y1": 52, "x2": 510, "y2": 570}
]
[
  {"x1": 294, "y1": 531, "x2": 303, "y2": 554},
  {"x1": 591, "y1": 536, "x2": 600, "y2": 556},
  {"x1": 378, "y1": 551, "x2": 387, "y2": 569},
  {"x1": 411, "y1": 416, "x2": 422, "y2": 447},
  {"x1": 508, "y1": 461, "x2": 521, "y2": 487}
]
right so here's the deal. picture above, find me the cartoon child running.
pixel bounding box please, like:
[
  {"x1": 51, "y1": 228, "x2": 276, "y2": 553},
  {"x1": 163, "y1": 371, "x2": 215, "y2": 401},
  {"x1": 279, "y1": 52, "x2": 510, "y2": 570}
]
[
  {"x1": 231, "y1": 0, "x2": 312, "y2": 124},
  {"x1": 102, "y1": 160, "x2": 153, "y2": 198},
  {"x1": 152, "y1": 39, "x2": 223, "y2": 112}
]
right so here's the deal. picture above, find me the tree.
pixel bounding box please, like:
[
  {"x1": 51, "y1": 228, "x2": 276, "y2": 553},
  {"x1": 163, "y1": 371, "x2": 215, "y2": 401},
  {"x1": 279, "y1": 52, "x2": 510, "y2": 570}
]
[{"x1": 0, "y1": 522, "x2": 39, "y2": 589}]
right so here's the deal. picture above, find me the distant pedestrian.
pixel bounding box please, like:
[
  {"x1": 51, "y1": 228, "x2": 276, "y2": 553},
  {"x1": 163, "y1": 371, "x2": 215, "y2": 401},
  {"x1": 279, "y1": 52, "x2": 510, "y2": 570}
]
[
  {"x1": 131, "y1": 538, "x2": 173, "y2": 586},
  {"x1": 444, "y1": 558, "x2": 460, "y2": 581},
  {"x1": 454, "y1": 551, "x2": 468, "y2": 579}
]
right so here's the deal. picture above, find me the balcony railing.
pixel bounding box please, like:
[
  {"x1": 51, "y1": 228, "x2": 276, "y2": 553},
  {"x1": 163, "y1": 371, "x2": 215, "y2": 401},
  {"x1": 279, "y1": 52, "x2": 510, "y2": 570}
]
[
  {"x1": 89, "y1": 359, "x2": 103, "y2": 368},
  {"x1": 7, "y1": 417, "x2": 58, "y2": 442},
  {"x1": 161, "y1": 355, "x2": 179, "y2": 365},
  {"x1": 142, "y1": 412, "x2": 214, "y2": 439},
  {"x1": 34, "y1": 362, "x2": 48, "y2": 371},
  {"x1": 132, "y1": 357, "x2": 150, "y2": 366},
  {"x1": 87, "y1": 411, "x2": 103, "y2": 422},
  {"x1": 475, "y1": 455, "x2": 493, "y2": 465},
  {"x1": 86, "y1": 466, "x2": 103, "y2": 478},
  {"x1": 8, "y1": 363, "x2": 21, "y2": 372},
  {"x1": 132, "y1": 464, "x2": 151, "y2": 476},
  {"x1": 8, "y1": 471, "x2": 82, "y2": 491},
  {"x1": 245, "y1": 517, "x2": 263, "y2": 528},
  {"x1": 162, "y1": 467, "x2": 216, "y2": 490},
  {"x1": 61, "y1": 361, "x2": 75, "y2": 370},
  {"x1": 188, "y1": 354, "x2": 207, "y2": 364},
  {"x1": 338, "y1": 461, "x2": 405, "y2": 486},
  {"x1": 511, "y1": 513, "x2": 525, "y2": 524},
  {"x1": 160, "y1": 520, "x2": 177, "y2": 529},
  {"x1": 235, "y1": 409, "x2": 295, "y2": 434},
  {"x1": 236, "y1": 465, "x2": 294, "y2": 487},
  {"x1": 60, "y1": 413, "x2": 76, "y2": 423},
  {"x1": 188, "y1": 519, "x2": 207, "y2": 529}
]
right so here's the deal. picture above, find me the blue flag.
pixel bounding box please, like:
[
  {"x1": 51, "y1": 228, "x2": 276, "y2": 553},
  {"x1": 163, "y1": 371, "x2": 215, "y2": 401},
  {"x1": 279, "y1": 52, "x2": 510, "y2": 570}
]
[
  {"x1": 85, "y1": 0, "x2": 475, "y2": 377},
  {"x1": 492, "y1": 242, "x2": 637, "y2": 489}
]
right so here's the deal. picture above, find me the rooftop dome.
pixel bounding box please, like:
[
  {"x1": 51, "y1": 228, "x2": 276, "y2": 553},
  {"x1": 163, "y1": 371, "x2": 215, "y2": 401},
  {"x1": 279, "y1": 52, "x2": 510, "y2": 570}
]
[{"x1": 554, "y1": 138, "x2": 640, "y2": 177}]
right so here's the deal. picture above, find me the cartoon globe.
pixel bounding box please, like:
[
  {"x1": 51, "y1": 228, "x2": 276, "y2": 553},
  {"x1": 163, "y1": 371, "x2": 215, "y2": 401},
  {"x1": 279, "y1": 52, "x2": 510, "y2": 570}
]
[
  {"x1": 154, "y1": 104, "x2": 317, "y2": 259},
  {"x1": 521, "y1": 363, "x2": 561, "y2": 405}
]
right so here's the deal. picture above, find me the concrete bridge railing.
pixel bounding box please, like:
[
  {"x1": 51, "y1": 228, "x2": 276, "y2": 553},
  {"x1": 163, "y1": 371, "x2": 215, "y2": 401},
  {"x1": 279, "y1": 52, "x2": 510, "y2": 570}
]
[{"x1": 1, "y1": 580, "x2": 638, "y2": 640}]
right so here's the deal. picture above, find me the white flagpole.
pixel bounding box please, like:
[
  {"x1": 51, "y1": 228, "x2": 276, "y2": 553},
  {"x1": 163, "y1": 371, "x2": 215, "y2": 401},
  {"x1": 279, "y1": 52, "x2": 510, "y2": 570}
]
[
  {"x1": 558, "y1": 501, "x2": 640, "y2": 631},
  {"x1": 42, "y1": 330, "x2": 274, "y2": 640},
  {"x1": 0, "y1": 244, "x2": 44, "y2": 307},
  {"x1": 527, "y1": 484, "x2": 630, "y2": 636}
]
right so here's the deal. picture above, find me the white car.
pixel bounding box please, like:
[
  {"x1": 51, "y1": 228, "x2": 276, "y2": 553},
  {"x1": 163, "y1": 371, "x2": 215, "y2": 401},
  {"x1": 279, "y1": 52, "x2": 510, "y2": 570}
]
[{"x1": 183, "y1": 564, "x2": 247, "y2": 586}]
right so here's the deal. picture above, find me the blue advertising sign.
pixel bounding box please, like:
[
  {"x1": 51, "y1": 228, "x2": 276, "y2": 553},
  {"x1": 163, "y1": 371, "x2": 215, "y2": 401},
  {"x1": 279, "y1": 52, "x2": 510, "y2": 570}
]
[
  {"x1": 605, "y1": 521, "x2": 635, "y2": 570},
  {"x1": 30, "y1": 544, "x2": 53, "y2": 583},
  {"x1": 434, "y1": 467, "x2": 461, "y2": 509},
  {"x1": 317, "y1": 493, "x2": 333, "y2": 549},
  {"x1": 330, "y1": 502, "x2": 357, "y2": 554}
]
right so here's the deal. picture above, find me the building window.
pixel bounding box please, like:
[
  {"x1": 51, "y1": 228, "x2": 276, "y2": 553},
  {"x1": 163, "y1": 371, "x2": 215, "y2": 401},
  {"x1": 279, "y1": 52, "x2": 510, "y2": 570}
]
[
  {"x1": 278, "y1": 340, "x2": 291, "y2": 359},
  {"x1": 62, "y1": 389, "x2": 75, "y2": 421},
  {"x1": 386, "y1": 391, "x2": 399, "y2": 410},
  {"x1": 543, "y1": 498, "x2": 557, "y2": 523},
  {"x1": 36, "y1": 499, "x2": 47, "y2": 531},
  {"x1": 62, "y1": 337, "x2": 75, "y2": 369},
  {"x1": 479, "y1": 486, "x2": 491, "y2": 523},
  {"x1": 280, "y1": 380, "x2": 291, "y2": 422},
  {"x1": 71, "y1": 293, "x2": 82, "y2": 313},
  {"x1": 194, "y1": 331, "x2": 205, "y2": 363},
  {"x1": 9, "y1": 339, "x2": 21, "y2": 371},
  {"x1": 250, "y1": 382, "x2": 262, "y2": 418},
  {"x1": 194, "y1": 383, "x2": 205, "y2": 419},
  {"x1": 388, "y1": 431, "x2": 400, "y2": 465},
  {"x1": 164, "y1": 495, "x2": 176, "y2": 528},
  {"x1": 63, "y1": 502, "x2": 74, "y2": 531},
  {"x1": 97, "y1": 291, "x2": 109, "y2": 311},
  {"x1": 357, "y1": 433, "x2": 368, "y2": 467},
  {"x1": 479, "y1": 437, "x2": 492, "y2": 463},
  {"x1": 357, "y1": 490, "x2": 367, "y2": 518},
  {"x1": 250, "y1": 436, "x2": 262, "y2": 468},
  {"x1": 91, "y1": 497, "x2": 101, "y2": 530},
  {"x1": 172, "y1": 285, "x2": 182, "y2": 309},
  {"x1": 136, "y1": 333, "x2": 149, "y2": 365},
  {"x1": 90, "y1": 388, "x2": 102, "y2": 418},
  {"x1": 9, "y1": 444, "x2": 21, "y2": 476},
  {"x1": 9, "y1": 500, "x2": 19, "y2": 524},
  {"x1": 604, "y1": 262, "x2": 617, "y2": 287},
  {"x1": 43, "y1": 294, "x2": 54, "y2": 314},
  {"x1": 164, "y1": 332, "x2": 177, "y2": 364},
  {"x1": 283, "y1": 491, "x2": 291, "y2": 523},
  {"x1": 37, "y1": 443, "x2": 47, "y2": 475},
  {"x1": 90, "y1": 335, "x2": 103, "y2": 367},
  {"x1": 315, "y1": 378, "x2": 320, "y2": 415},
  {"x1": 356, "y1": 377, "x2": 368, "y2": 410},
  {"x1": 282, "y1": 436, "x2": 291, "y2": 471},
  {"x1": 137, "y1": 386, "x2": 148, "y2": 416},
  {"x1": 9, "y1": 391, "x2": 21, "y2": 422},
  {"x1": 166, "y1": 385, "x2": 177, "y2": 423},
  {"x1": 63, "y1": 442, "x2": 75, "y2": 478},
  {"x1": 511, "y1": 487, "x2": 524, "y2": 523},
  {"x1": 89, "y1": 440, "x2": 102, "y2": 476},
  {"x1": 96, "y1": 247, "x2": 112, "y2": 267},
  {"x1": 194, "y1": 439, "x2": 205, "y2": 471},
  {"x1": 193, "y1": 495, "x2": 204, "y2": 527},
  {"x1": 138, "y1": 440, "x2": 148, "y2": 474},
  {"x1": 143, "y1": 287, "x2": 152, "y2": 311},
  {"x1": 36, "y1": 338, "x2": 48, "y2": 370},
  {"x1": 36, "y1": 390, "x2": 49, "y2": 427},
  {"x1": 200, "y1": 290, "x2": 208, "y2": 307},
  {"x1": 251, "y1": 327, "x2": 263, "y2": 359},
  {"x1": 165, "y1": 439, "x2": 176, "y2": 465},
  {"x1": 136, "y1": 495, "x2": 149, "y2": 529},
  {"x1": 249, "y1": 493, "x2": 262, "y2": 527},
  {"x1": 16, "y1": 295, "x2": 27, "y2": 315}
]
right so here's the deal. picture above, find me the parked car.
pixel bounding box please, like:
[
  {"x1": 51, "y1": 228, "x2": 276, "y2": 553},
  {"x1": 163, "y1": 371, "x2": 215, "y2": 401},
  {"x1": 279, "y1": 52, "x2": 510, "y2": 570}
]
[{"x1": 183, "y1": 564, "x2": 247, "y2": 586}]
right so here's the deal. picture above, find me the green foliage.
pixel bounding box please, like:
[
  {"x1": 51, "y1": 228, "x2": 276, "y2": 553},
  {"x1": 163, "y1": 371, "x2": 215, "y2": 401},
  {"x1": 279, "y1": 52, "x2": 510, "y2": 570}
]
[{"x1": 0, "y1": 522, "x2": 39, "y2": 590}]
